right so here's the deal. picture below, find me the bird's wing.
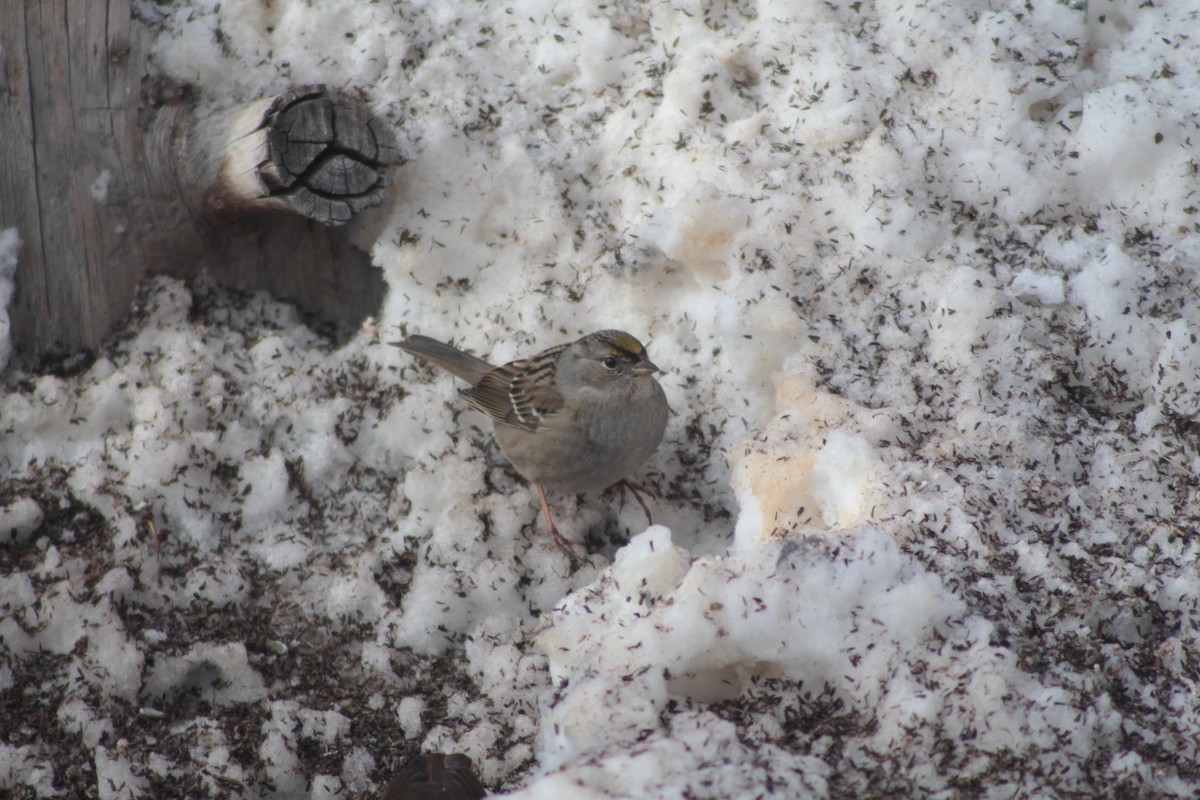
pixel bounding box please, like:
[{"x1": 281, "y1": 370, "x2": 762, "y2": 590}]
[{"x1": 460, "y1": 346, "x2": 566, "y2": 431}]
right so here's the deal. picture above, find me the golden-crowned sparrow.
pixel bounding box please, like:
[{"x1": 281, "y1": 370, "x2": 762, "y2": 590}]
[
  {"x1": 393, "y1": 330, "x2": 669, "y2": 556},
  {"x1": 382, "y1": 753, "x2": 486, "y2": 800}
]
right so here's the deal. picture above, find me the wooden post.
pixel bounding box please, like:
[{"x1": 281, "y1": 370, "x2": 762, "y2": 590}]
[
  {"x1": 175, "y1": 85, "x2": 399, "y2": 225},
  {"x1": 0, "y1": 1, "x2": 399, "y2": 363}
]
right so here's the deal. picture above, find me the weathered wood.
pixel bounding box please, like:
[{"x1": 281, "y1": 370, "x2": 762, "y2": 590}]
[
  {"x1": 0, "y1": 1, "x2": 399, "y2": 364},
  {"x1": 176, "y1": 85, "x2": 398, "y2": 225}
]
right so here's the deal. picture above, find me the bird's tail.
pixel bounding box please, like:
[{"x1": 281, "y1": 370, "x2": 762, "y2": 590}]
[{"x1": 392, "y1": 335, "x2": 495, "y2": 384}]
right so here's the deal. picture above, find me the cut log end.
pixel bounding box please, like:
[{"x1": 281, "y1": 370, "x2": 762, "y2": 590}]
[
  {"x1": 260, "y1": 87, "x2": 400, "y2": 225},
  {"x1": 180, "y1": 85, "x2": 401, "y2": 227}
]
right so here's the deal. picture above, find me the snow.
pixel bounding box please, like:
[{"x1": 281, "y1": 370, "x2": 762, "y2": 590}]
[
  {"x1": 90, "y1": 171, "x2": 114, "y2": 204},
  {"x1": 0, "y1": 228, "x2": 20, "y2": 373},
  {"x1": 5, "y1": 0, "x2": 1200, "y2": 797}
]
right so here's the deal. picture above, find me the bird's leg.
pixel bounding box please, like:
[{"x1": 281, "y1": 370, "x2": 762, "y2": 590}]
[
  {"x1": 536, "y1": 484, "x2": 579, "y2": 559},
  {"x1": 614, "y1": 478, "x2": 656, "y2": 526}
]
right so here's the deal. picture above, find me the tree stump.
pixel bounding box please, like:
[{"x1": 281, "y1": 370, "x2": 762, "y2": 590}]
[{"x1": 0, "y1": 1, "x2": 400, "y2": 364}]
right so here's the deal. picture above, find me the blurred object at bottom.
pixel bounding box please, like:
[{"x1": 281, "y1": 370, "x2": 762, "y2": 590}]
[{"x1": 382, "y1": 754, "x2": 487, "y2": 800}]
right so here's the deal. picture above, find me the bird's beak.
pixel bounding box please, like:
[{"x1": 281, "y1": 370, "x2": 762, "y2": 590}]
[{"x1": 632, "y1": 357, "x2": 659, "y2": 376}]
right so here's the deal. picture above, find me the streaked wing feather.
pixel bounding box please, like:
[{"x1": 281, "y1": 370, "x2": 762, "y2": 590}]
[
  {"x1": 459, "y1": 347, "x2": 566, "y2": 431},
  {"x1": 460, "y1": 364, "x2": 527, "y2": 427},
  {"x1": 509, "y1": 367, "x2": 564, "y2": 426}
]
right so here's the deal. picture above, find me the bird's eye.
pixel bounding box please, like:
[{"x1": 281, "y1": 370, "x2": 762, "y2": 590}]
[{"x1": 602, "y1": 356, "x2": 619, "y2": 370}]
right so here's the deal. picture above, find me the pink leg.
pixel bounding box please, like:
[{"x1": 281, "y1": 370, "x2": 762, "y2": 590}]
[
  {"x1": 614, "y1": 479, "x2": 655, "y2": 526},
  {"x1": 536, "y1": 484, "x2": 579, "y2": 559}
]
